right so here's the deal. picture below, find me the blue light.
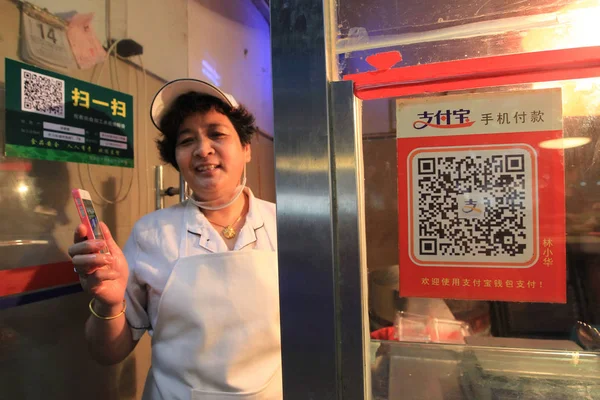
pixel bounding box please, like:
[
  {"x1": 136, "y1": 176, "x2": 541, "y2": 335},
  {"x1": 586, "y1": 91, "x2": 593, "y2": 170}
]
[{"x1": 201, "y1": 60, "x2": 221, "y2": 87}]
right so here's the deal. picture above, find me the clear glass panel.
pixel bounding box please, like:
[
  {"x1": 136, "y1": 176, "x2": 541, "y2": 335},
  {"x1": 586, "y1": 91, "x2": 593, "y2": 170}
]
[
  {"x1": 327, "y1": 0, "x2": 600, "y2": 77},
  {"x1": 370, "y1": 340, "x2": 600, "y2": 400},
  {"x1": 363, "y1": 78, "x2": 600, "y2": 398}
]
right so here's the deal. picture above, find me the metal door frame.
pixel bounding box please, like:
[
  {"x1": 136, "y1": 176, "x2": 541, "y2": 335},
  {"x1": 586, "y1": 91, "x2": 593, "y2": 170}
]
[{"x1": 271, "y1": 1, "x2": 370, "y2": 398}]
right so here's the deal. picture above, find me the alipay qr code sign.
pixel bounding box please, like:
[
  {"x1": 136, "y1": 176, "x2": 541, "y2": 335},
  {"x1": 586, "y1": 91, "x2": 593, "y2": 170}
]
[
  {"x1": 409, "y1": 145, "x2": 538, "y2": 267},
  {"x1": 396, "y1": 89, "x2": 566, "y2": 303},
  {"x1": 4, "y1": 58, "x2": 134, "y2": 168}
]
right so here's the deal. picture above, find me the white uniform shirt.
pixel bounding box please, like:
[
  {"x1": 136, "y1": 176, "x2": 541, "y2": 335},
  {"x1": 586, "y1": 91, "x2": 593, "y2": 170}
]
[{"x1": 123, "y1": 188, "x2": 277, "y2": 340}]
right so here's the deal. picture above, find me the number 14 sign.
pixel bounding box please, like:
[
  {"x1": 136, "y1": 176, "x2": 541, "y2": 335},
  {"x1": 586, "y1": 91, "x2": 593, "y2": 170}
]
[{"x1": 20, "y1": 2, "x2": 76, "y2": 71}]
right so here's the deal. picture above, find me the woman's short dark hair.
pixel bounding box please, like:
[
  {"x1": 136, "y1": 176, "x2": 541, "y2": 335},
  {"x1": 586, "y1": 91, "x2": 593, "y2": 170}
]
[{"x1": 156, "y1": 92, "x2": 257, "y2": 170}]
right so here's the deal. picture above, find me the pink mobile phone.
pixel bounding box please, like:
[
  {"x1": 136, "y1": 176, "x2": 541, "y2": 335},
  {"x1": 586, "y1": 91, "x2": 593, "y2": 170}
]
[{"x1": 72, "y1": 189, "x2": 109, "y2": 253}]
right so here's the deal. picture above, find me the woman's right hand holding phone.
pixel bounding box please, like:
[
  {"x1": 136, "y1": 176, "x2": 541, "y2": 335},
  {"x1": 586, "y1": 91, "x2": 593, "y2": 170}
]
[{"x1": 68, "y1": 222, "x2": 129, "y2": 317}]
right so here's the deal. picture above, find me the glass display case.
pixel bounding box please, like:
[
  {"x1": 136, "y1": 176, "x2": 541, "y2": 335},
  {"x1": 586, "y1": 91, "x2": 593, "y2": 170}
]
[
  {"x1": 370, "y1": 340, "x2": 600, "y2": 399},
  {"x1": 271, "y1": 0, "x2": 600, "y2": 398}
]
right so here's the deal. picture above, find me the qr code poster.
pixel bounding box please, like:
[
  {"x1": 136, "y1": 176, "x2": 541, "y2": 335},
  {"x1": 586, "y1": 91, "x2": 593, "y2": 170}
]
[
  {"x1": 4, "y1": 58, "x2": 134, "y2": 168},
  {"x1": 20, "y1": 69, "x2": 65, "y2": 118},
  {"x1": 396, "y1": 89, "x2": 566, "y2": 303}
]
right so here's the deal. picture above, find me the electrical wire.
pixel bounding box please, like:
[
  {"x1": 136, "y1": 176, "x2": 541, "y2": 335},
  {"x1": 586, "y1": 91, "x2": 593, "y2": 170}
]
[
  {"x1": 81, "y1": 38, "x2": 135, "y2": 205},
  {"x1": 138, "y1": 55, "x2": 150, "y2": 212},
  {"x1": 108, "y1": 50, "x2": 126, "y2": 206},
  {"x1": 89, "y1": 61, "x2": 100, "y2": 86},
  {"x1": 102, "y1": 45, "x2": 125, "y2": 202},
  {"x1": 111, "y1": 52, "x2": 122, "y2": 91},
  {"x1": 95, "y1": 39, "x2": 122, "y2": 85},
  {"x1": 134, "y1": 55, "x2": 143, "y2": 214},
  {"x1": 80, "y1": 1, "x2": 147, "y2": 210},
  {"x1": 105, "y1": 0, "x2": 111, "y2": 47},
  {"x1": 109, "y1": 52, "x2": 117, "y2": 89}
]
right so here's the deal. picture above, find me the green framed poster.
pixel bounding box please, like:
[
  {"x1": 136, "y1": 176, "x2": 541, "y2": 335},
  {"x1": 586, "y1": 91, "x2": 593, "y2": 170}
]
[{"x1": 4, "y1": 58, "x2": 134, "y2": 167}]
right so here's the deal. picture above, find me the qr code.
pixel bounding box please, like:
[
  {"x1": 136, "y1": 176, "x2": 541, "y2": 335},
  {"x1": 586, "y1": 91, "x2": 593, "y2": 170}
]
[
  {"x1": 21, "y1": 69, "x2": 65, "y2": 118},
  {"x1": 409, "y1": 145, "x2": 538, "y2": 267}
]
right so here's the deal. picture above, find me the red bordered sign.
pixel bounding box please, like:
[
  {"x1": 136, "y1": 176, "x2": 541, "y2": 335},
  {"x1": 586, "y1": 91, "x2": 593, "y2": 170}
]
[{"x1": 397, "y1": 88, "x2": 566, "y2": 303}]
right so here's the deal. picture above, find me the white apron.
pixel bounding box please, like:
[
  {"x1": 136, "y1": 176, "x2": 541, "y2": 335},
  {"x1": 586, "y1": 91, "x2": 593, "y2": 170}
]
[{"x1": 142, "y1": 220, "x2": 282, "y2": 400}]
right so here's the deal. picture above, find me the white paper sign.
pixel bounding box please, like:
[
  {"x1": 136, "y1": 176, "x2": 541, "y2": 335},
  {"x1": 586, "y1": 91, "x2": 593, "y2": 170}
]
[{"x1": 397, "y1": 89, "x2": 562, "y2": 138}]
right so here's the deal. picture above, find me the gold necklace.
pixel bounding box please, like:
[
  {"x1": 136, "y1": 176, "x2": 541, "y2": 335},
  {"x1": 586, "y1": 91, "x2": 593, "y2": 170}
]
[{"x1": 207, "y1": 213, "x2": 244, "y2": 239}]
